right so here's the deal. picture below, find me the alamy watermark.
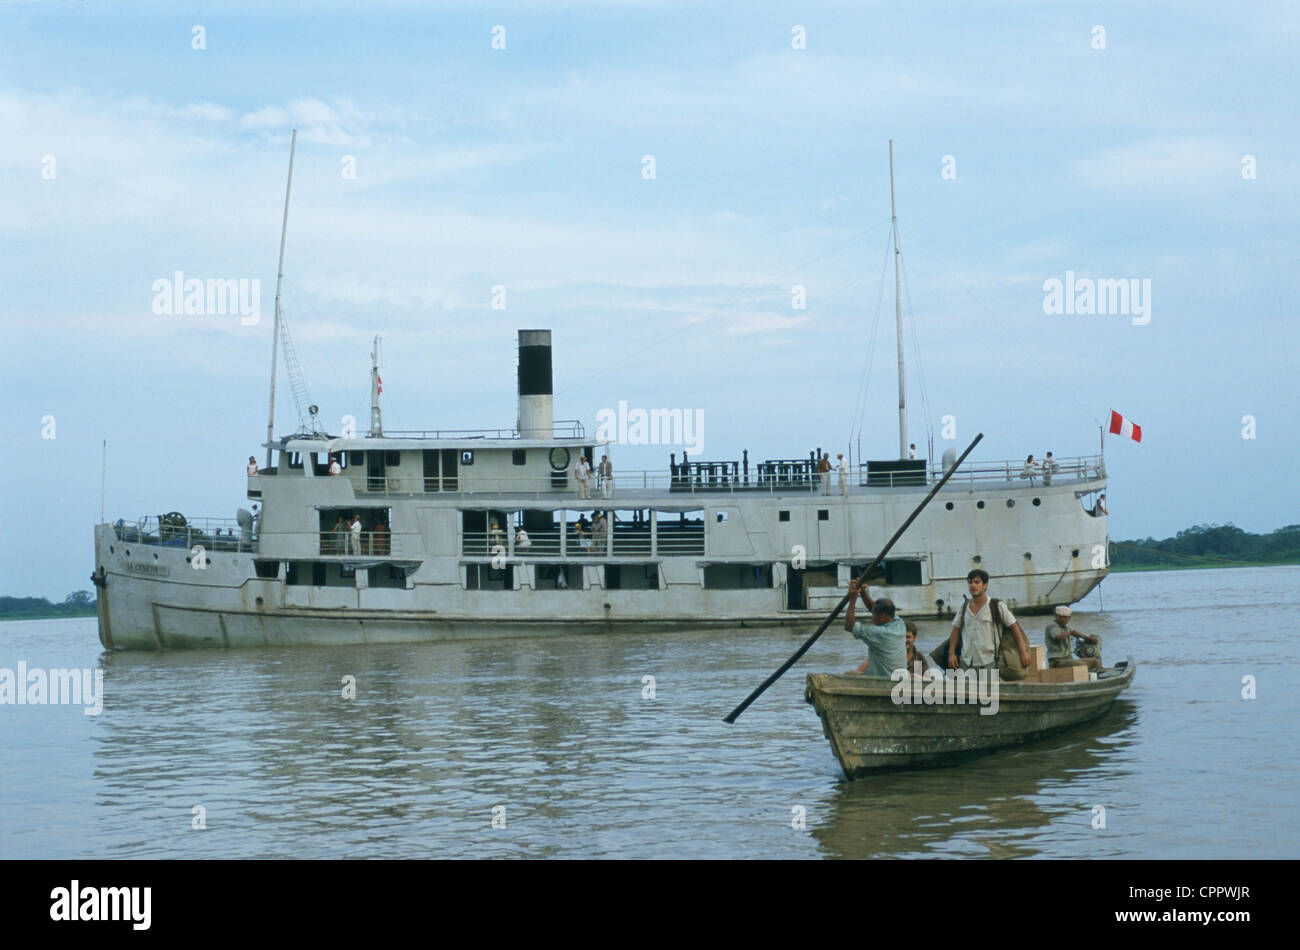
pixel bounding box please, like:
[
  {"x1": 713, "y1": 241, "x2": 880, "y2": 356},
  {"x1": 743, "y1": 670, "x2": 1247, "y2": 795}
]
[
  {"x1": 890, "y1": 665, "x2": 999, "y2": 716},
  {"x1": 1, "y1": 662, "x2": 103, "y2": 715},
  {"x1": 594, "y1": 400, "x2": 704, "y2": 455},
  {"x1": 1042, "y1": 270, "x2": 1150, "y2": 325},
  {"x1": 151, "y1": 271, "x2": 261, "y2": 325}
]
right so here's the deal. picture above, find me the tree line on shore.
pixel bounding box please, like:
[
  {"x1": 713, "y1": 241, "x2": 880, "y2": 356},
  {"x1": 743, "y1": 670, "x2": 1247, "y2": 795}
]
[
  {"x1": 1109, "y1": 523, "x2": 1300, "y2": 567},
  {"x1": 0, "y1": 591, "x2": 97, "y2": 620}
]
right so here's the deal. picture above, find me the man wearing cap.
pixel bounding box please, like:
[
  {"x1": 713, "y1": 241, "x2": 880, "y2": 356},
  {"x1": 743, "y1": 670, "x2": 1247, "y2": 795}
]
[
  {"x1": 1045, "y1": 606, "x2": 1103, "y2": 672},
  {"x1": 843, "y1": 579, "x2": 908, "y2": 677}
]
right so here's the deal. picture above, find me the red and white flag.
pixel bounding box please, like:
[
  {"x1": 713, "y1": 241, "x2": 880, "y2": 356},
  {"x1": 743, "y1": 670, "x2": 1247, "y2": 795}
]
[
  {"x1": 377, "y1": 374, "x2": 383, "y2": 395},
  {"x1": 1108, "y1": 410, "x2": 1142, "y2": 443}
]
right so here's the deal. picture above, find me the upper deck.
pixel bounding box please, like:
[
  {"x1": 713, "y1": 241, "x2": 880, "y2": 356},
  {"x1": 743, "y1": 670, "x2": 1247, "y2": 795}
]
[{"x1": 250, "y1": 434, "x2": 1105, "y2": 505}]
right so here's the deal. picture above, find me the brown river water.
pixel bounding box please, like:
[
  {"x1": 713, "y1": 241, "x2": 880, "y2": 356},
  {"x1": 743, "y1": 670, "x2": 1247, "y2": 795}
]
[{"x1": 2, "y1": 565, "x2": 1296, "y2": 858}]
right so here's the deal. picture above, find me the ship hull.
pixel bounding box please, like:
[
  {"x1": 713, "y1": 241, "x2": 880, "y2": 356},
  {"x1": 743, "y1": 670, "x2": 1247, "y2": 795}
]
[{"x1": 93, "y1": 468, "x2": 1109, "y2": 651}]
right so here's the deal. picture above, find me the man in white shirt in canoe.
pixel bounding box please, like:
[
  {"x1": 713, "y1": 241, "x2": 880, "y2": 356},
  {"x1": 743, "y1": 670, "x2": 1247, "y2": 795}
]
[{"x1": 946, "y1": 568, "x2": 1032, "y2": 678}]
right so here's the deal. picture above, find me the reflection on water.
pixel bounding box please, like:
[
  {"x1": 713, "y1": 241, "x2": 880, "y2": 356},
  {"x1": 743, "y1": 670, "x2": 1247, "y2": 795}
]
[
  {"x1": 2, "y1": 566, "x2": 1297, "y2": 858},
  {"x1": 812, "y1": 701, "x2": 1139, "y2": 859}
]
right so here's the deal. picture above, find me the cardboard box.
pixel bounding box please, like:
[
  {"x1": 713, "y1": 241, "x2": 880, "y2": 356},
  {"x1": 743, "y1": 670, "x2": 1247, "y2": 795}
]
[
  {"x1": 1029, "y1": 644, "x2": 1046, "y2": 670},
  {"x1": 1037, "y1": 664, "x2": 1091, "y2": 683}
]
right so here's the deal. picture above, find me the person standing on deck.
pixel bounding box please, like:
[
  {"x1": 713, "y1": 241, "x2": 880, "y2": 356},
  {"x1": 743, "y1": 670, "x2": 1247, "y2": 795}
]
[
  {"x1": 843, "y1": 580, "x2": 907, "y2": 677},
  {"x1": 1042, "y1": 451, "x2": 1059, "y2": 486},
  {"x1": 837, "y1": 453, "x2": 848, "y2": 496},
  {"x1": 598, "y1": 455, "x2": 614, "y2": 499},
  {"x1": 350, "y1": 514, "x2": 363, "y2": 555},
  {"x1": 818, "y1": 452, "x2": 831, "y2": 495},
  {"x1": 946, "y1": 569, "x2": 1032, "y2": 676},
  {"x1": 908, "y1": 443, "x2": 917, "y2": 460},
  {"x1": 247, "y1": 456, "x2": 259, "y2": 476},
  {"x1": 574, "y1": 455, "x2": 592, "y2": 499}
]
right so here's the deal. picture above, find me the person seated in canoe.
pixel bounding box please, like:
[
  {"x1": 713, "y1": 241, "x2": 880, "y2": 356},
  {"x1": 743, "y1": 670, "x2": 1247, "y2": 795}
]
[
  {"x1": 1045, "y1": 606, "x2": 1103, "y2": 672},
  {"x1": 904, "y1": 621, "x2": 930, "y2": 677},
  {"x1": 843, "y1": 579, "x2": 908, "y2": 677}
]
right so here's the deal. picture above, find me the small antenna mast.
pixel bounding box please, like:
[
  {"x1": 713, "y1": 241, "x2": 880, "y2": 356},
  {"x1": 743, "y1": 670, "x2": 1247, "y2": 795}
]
[{"x1": 890, "y1": 139, "x2": 907, "y2": 460}]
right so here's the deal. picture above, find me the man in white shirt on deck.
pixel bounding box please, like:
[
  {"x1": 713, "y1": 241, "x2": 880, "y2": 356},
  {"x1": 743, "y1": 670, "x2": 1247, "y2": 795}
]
[{"x1": 350, "y1": 514, "x2": 363, "y2": 555}]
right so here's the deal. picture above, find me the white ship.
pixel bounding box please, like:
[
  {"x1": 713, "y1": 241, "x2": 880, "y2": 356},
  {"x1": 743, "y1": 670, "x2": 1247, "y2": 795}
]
[{"x1": 90, "y1": 139, "x2": 1109, "y2": 650}]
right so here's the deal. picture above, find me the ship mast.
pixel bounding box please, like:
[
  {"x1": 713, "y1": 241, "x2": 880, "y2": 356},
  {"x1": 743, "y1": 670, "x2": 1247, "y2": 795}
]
[
  {"x1": 889, "y1": 140, "x2": 906, "y2": 460},
  {"x1": 369, "y1": 335, "x2": 383, "y2": 437},
  {"x1": 265, "y1": 129, "x2": 298, "y2": 468}
]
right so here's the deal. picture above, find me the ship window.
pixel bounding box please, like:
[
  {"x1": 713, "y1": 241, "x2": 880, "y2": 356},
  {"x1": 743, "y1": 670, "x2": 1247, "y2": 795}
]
[
  {"x1": 1006, "y1": 499, "x2": 1015, "y2": 508},
  {"x1": 817, "y1": 509, "x2": 829, "y2": 521},
  {"x1": 716, "y1": 511, "x2": 728, "y2": 523},
  {"x1": 537, "y1": 564, "x2": 581, "y2": 590},
  {"x1": 385, "y1": 451, "x2": 401, "y2": 467},
  {"x1": 254, "y1": 560, "x2": 279, "y2": 579},
  {"x1": 655, "y1": 509, "x2": 705, "y2": 555},
  {"x1": 703, "y1": 563, "x2": 772, "y2": 589},
  {"x1": 945, "y1": 502, "x2": 954, "y2": 510},
  {"x1": 465, "y1": 563, "x2": 513, "y2": 590},
  {"x1": 512, "y1": 449, "x2": 526, "y2": 466},
  {"x1": 605, "y1": 563, "x2": 658, "y2": 590},
  {"x1": 462, "y1": 451, "x2": 474, "y2": 465},
  {"x1": 350, "y1": 451, "x2": 365, "y2": 466},
  {"x1": 778, "y1": 510, "x2": 790, "y2": 522},
  {"x1": 976, "y1": 500, "x2": 985, "y2": 509},
  {"x1": 368, "y1": 565, "x2": 406, "y2": 589},
  {"x1": 287, "y1": 451, "x2": 303, "y2": 470},
  {"x1": 1032, "y1": 497, "x2": 1041, "y2": 506}
]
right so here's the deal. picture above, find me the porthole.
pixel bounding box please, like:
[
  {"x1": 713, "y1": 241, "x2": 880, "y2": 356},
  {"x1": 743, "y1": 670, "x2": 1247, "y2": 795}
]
[
  {"x1": 1032, "y1": 498, "x2": 1041, "y2": 506},
  {"x1": 945, "y1": 502, "x2": 954, "y2": 511},
  {"x1": 255, "y1": 596, "x2": 264, "y2": 607},
  {"x1": 1024, "y1": 552, "x2": 1032, "y2": 560},
  {"x1": 1071, "y1": 549, "x2": 1080, "y2": 558},
  {"x1": 976, "y1": 501, "x2": 985, "y2": 510},
  {"x1": 972, "y1": 555, "x2": 982, "y2": 564},
  {"x1": 153, "y1": 553, "x2": 159, "y2": 560},
  {"x1": 1006, "y1": 499, "x2": 1015, "y2": 508},
  {"x1": 125, "y1": 549, "x2": 131, "y2": 556}
]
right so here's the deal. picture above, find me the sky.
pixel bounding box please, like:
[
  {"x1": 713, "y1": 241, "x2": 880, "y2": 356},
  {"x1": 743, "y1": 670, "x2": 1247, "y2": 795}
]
[{"x1": 3, "y1": 0, "x2": 1298, "y2": 599}]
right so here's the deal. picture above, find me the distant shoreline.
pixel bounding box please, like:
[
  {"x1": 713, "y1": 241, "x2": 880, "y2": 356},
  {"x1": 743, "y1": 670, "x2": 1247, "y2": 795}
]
[
  {"x1": 0, "y1": 608, "x2": 97, "y2": 623},
  {"x1": 1108, "y1": 559, "x2": 1300, "y2": 574}
]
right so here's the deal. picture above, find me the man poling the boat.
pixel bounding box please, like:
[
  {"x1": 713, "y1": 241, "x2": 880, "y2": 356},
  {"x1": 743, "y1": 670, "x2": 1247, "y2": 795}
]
[{"x1": 842, "y1": 581, "x2": 907, "y2": 677}]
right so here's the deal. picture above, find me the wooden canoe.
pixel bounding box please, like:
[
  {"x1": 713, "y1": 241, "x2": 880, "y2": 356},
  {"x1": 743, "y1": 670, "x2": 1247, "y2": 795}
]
[{"x1": 805, "y1": 659, "x2": 1136, "y2": 778}]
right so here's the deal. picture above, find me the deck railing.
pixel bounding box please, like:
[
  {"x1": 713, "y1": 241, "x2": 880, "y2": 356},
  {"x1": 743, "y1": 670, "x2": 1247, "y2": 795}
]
[
  {"x1": 337, "y1": 454, "x2": 1104, "y2": 499},
  {"x1": 110, "y1": 516, "x2": 257, "y2": 552}
]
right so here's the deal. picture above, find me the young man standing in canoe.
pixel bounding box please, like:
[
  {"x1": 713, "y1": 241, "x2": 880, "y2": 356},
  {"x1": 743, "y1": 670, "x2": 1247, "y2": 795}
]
[
  {"x1": 946, "y1": 569, "x2": 1032, "y2": 678},
  {"x1": 843, "y1": 579, "x2": 908, "y2": 677}
]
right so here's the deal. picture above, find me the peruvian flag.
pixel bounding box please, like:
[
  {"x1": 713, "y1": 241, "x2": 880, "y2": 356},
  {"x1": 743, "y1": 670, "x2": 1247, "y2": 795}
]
[{"x1": 1108, "y1": 410, "x2": 1142, "y2": 443}]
